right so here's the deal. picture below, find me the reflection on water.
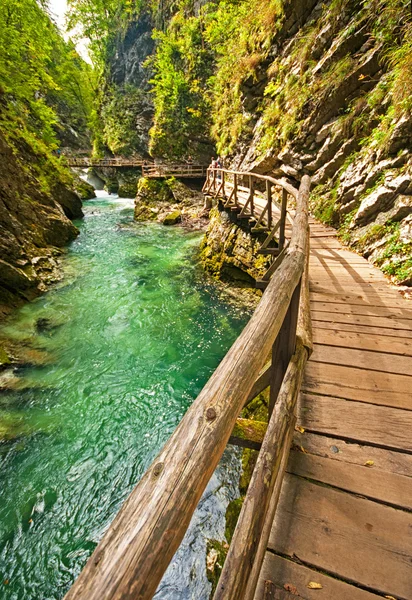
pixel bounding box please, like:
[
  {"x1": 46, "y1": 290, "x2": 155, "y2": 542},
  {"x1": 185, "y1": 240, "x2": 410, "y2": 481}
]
[{"x1": 0, "y1": 193, "x2": 249, "y2": 599}]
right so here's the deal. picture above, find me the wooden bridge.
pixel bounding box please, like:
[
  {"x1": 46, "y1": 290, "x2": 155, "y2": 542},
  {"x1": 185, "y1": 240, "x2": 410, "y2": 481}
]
[
  {"x1": 64, "y1": 168, "x2": 412, "y2": 600},
  {"x1": 66, "y1": 156, "x2": 208, "y2": 178},
  {"x1": 65, "y1": 156, "x2": 149, "y2": 168}
]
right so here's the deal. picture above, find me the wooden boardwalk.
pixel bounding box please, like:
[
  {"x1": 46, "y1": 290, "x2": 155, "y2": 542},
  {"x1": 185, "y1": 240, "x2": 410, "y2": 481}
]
[
  {"x1": 255, "y1": 219, "x2": 412, "y2": 600},
  {"x1": 65, "y1": 168, "x2": 411, "y2": 600}
]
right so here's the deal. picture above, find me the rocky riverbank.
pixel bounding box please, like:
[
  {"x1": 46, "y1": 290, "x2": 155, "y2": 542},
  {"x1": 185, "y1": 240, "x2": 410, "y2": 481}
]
[
  {"x1": 134, "y1": 177, "x2": 209, "y2": 230},
  {"x1": 0, "y1": 132, "x2": 84, "y2": 317}
]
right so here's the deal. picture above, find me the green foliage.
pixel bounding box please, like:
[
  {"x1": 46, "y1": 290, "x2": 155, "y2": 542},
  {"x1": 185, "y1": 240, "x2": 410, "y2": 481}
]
[
  {"x1": 101, "y1": 85, "x2": 146, "y2": 155},
  {"x1": 67, "y1": 0, "x2": 144, "y2": 67},
  {"x1": 0, "y1": 0, "x2": 93, "y2": 167},
  {"x1": 149, "y1": 9, "x2": 214, "y2": 158}
]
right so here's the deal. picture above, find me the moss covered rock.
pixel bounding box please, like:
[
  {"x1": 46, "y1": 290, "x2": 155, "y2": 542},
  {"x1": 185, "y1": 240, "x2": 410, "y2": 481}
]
[
  {"x1": 162, "y1": 210, "x2": 181, "y2": 225},
  {"x1": 200, "y1": 207, "x2": 270, "y2": 286},
  {"x1": 74, "y1": 177, "x2": 96, "y2": 200}
]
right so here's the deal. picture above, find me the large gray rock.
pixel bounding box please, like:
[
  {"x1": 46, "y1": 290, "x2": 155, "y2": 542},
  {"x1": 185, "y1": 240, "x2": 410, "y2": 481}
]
[{"x1": 353, "y1": 186, "x2": 395, "y2": 226}]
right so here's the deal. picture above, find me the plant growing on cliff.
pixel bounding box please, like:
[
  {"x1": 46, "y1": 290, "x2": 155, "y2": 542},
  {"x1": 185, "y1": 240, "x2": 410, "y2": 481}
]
[{"x1": 148, "y1": 7, "x2": 214, "y2": 158}]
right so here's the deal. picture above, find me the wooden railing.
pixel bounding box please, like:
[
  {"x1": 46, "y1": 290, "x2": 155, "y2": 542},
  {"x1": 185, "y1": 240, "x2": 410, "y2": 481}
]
[
  {"x1": 142, "y1": 163, "x2": 208, "y2": 178},
  {"x1": 203, "y1": 167, "x2": 298, "y2": 287},
  {"x1": 65, "y1": 157, "x2": 152, "y2": 167},
  {"x1": 64, "y1": 174, "x2": 312, "y2": 600}
]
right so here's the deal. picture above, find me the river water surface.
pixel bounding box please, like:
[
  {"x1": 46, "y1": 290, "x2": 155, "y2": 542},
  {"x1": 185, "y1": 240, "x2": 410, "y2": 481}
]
[{"x1": 0, "y1": 193, "x2": 249, "y2": 599}]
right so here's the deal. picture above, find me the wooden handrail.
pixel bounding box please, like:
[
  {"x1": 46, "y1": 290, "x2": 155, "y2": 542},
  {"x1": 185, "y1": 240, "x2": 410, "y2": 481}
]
[
  {"x1": 205, "y1": 167, "x2": 299, "y2": 199},
  {"x1": 64, "y1": 175, "x2": 311, "y2": 600}
]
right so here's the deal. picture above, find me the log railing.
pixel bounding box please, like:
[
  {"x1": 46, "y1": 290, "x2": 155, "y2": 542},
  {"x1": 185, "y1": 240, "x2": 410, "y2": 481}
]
[
  {"x1": 64, "y1": 175, "x2": 312, "y2": 600},
  {"x1": 65, "y1": 157, "x2": 152, "y2": 167},
  {"x1": 142, "y1": 163, "x2": 208, "y2": 178},
  {"x1": 202, "y1": 167, "x2": 298, "y2": 286}
]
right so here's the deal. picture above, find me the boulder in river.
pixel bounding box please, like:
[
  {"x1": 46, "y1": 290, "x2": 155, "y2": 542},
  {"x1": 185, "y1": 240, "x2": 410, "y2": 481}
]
[{"x1": 162, "y1": 210, "x2": 182, "y2": 225}]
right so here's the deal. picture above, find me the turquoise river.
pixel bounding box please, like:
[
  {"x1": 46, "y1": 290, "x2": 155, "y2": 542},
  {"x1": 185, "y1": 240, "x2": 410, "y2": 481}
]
[{"x1": 0, "y1": 193, "x2": 250, "y2": 600}]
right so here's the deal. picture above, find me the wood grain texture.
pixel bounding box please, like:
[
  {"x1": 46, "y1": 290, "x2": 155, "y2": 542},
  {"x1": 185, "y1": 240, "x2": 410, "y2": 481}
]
[
  {"x1": 303, "y1": 362, "x2": 412, "y2": 407},
  {"x1": 312, "y1": 328, "x2": 412, "y2": 356},
  {"x1": 311, "y1": 343, "x2": 412, "y2": 375},
  {"x1": 268, "y1": 475, "x2": 412, "y2": 599},
  {"x1": 287, "y1": 449, "x2": 412, "y2": 509},
  {"x1": 292, "y1": 431, "x2": 412, "y2": 477},
  {"x1": 254, "y1": 553, "x2": 383, "y2": 600},
  {"x1": 297, "y1": 393, "x2": 412, "y2": 450}
]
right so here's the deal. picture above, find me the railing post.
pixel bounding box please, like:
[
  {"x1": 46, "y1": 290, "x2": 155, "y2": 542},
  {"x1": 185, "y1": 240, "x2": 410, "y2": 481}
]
[
  {"x1": 213, "y1": 169, "x2": 217, "y2": 192},
  {"x1": 269, "y1": 279, "x2": 301, "y2": 415},
  {"x1": 222, "y1": 170, "x2": 225, "y2": 198},
  {"x1": 233, "y1": 173, "x2": 238, "y2": 207},
  {"x1": 249, "y1": 175, "x2": 254, "y2": 217},
  {"x1": 279, "y1": 189, "x2": 288, "y2": 251},
  {"x1": 266, "y1": 181, "x2": 272, "y2": 229}
]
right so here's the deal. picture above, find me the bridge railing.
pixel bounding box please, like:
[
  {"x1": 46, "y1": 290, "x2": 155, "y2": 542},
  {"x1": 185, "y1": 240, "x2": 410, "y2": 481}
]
[
  {"x1": 64, "y1": 175, "x2": 312, "y2": 600},
  {"x1": 142, "y1": 163, "x2": 208, "y2": 178},
  {"x1": 203, "y1": 167, "x2": 299, "y2": 286},
  {"x1": 65, "y1": 157, "x2": 152, "y2": 167}
]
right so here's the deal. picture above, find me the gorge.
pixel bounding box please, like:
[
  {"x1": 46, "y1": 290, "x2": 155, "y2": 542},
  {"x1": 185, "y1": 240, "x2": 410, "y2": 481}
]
[{"x1": 0, "y1": 0, "x2": 412, "y2": 598}]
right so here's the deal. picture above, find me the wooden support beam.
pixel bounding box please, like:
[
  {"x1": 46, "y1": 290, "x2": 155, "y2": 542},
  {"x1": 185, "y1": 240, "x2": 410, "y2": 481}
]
[
  {"x1": 269, "y1": 280, "x2": 301, "y2": 415},
  {"x1": 249, "y1": 175, "x2": 255, "y2": 218},
  {"x1": 279, "y1": 189, "x2": 288, "y2": 251},
  {"x1": 213, "y1": 342, "x2": 308, "y2": 600},
  {"x1": 267, "y1": 181, "x2": 272, "y2": 229},
  {"x1": 261, "y1": 245, "x2": 288, "y2": 282}
]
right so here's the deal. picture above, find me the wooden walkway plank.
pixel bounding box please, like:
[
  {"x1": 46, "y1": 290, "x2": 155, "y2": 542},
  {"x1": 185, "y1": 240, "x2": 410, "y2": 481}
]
[
  {"x1": 311, "y1": 343, "x2": 412, "y2": 375},
  {"x1": 310, "y1": 290, "x2": 410, "y2": 309},
  {"x1": 293, "y1": 431, "x2": 412, "y2": 477},
  {"x1": 313, "y1": 328, "x2": 412, "y2": 357},
  {"x1": 310, "y1": 309, "x2": 412, "y2": 330},
  {"x1": 311, "y1": 300, "x2": 412, "y2": 319},
  {"x1": 287, "y1": 449, "x2": 412, "y2": 510},
  {"x1": 268, "y1": 475, "x2": 412, "y2": 599},
  {"x1": 298, "y1": 393, "x2": 412, "y2": 450},
  {"x1": 303, "y1": 362, "x2": 412, "y2": 407},
  {"x1": 311, "y1": 319, "x2": 412, "y2": 338},
  {"x1": 255, "y1": 553, "x2": 385, "y2": 600}
]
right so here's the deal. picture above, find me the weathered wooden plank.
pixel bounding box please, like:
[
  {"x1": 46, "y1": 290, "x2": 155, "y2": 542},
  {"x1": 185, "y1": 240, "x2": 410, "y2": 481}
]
[
  {"x1": 312, "y1": 300, "x2": 412, "y2": 319},
  {"x1": 310, "y1": 290, "x2": 410, "y2": 309},
  {"x1": 288, "y1": 449, "x2": 412, "y2": 509},
  {"x1": 303, "y1": 363, "x2": 412, "y2": 407},
  {"x1": 292, "y1": 431, "x2": 412, "y2": 477},
  {"x1": 311, "y1": 343, "x2": 412, "y2": 376},
  {"x1": 311, "y1": 309, "x2": 412, "y2": 331},
  {"x1": 255, "y1": 553, "x2": 383, "y2": 600},
  {"x1": 312, "y1": 319, "x2": 412, "y2": 338},
  {"x1": 310, "y1": 281, "x2": 403, "y2": 297},
  {"x1": 313, "y1": 328, "x2": 412, "y2": 356},
  {"x1": 268, "y1": 475, "x2": 412, "y2": 599},
  {"x1": 298, "y1": 393, "x2": 412, "y2": 448}
]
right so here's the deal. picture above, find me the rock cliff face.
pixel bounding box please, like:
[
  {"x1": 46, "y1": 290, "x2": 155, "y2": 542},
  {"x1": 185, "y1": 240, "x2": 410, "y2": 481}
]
[
  {"x1": 101, "y1": 13, "x2": 155, "y2": 157},
  {"x1": 229, "y1": 0, "x2": 412, "y2": 284},
  {"x1": 200, "y1": 207, "x2": 270, "y2": 285},
  {"x1": 0, "y1": 132, "x2": 81, "y2": 315}
]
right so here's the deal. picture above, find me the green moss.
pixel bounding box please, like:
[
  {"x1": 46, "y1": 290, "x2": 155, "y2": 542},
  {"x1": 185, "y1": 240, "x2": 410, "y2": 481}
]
[
  {"x1": 0, "y1": 345, "x2": 11, "y2": 368},
  {"x1": 225, "y1": 498, "x2": 243, "y2": 544},
  {"x1": 206, "y1": 539, "x2": 228, "y2": 596},
  {"x1": 162, "y1": 210, "x2": 182, "y2": 225}
]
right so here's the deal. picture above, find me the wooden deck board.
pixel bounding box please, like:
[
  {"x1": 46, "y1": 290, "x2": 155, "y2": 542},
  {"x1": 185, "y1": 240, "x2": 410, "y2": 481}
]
[
  {"x1": 267, "y1": 475, "x2": 412, "y2": 599},
  {"x1": 254, "y1": 553, "x2": 383, "y2": 600},
  {"x1": 287, "y1": 449, "x2": 412, "y2": 509},
  {"x1": 256, "y1": 216, "x2": 412, "y2": 600},
  {"x1": 298, "y1": 393, "x2": 412, "y2": 450}
]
